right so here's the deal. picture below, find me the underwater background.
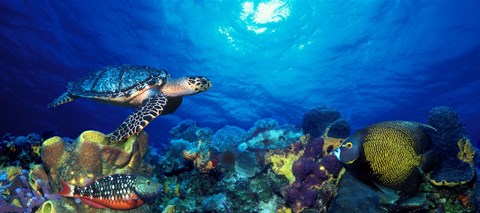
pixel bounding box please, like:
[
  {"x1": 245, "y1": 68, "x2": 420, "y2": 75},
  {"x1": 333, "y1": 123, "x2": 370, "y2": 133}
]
[
  {"x1": 1, "y1": 0, "x2": 480, "y2": 213},
  {"x1": 0, "y1": 0, "x2": 479, "y2": 146}
]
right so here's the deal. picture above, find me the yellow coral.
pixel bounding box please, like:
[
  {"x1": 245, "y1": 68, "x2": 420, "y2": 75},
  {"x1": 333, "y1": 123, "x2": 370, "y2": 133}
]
[
  {"x1": 276, "y1": 205, "x2": 293, "y2": 213},
  {"x1": 6, "y1": 166, "x2": 22, "y2": 181},
  {"x1": 38, "y1": 200, "x2": 70, "y2": 213},
  {"x1": 175, "y1": 182, "x2": 181, "y2": 197},
  {"x1": 162, "y1": 205, "x2": 175, "y2": 213},
  {"x1": 11, "y1": 198, "x2": 22, "y2": 208},
  {"x1": 31, "y1": 145, "x2": 41, "y2": 156},
  {"x1": 265, "y1": 150, "x2": 304, "y2": 184},
  {"x1": 321, "y1": 127, "x2": 345, "y2": 155},
  {"x1": 429, "y1": 178, "x2": 469, "y2": 187},
  {"x1": 457, "y1": 137, "x2": 476, "y2": 163},
  {"x1": 299, "y1": 134, "x2": 310, "y2": 144},
  {"x1": 164, "y1": 181, "x2": 169, "y2": 194}
]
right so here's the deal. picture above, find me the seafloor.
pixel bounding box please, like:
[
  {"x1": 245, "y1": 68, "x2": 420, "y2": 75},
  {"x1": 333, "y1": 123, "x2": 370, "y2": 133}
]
[{"x1": 0, "y1": 105, "x2": 479, "y2": 213}]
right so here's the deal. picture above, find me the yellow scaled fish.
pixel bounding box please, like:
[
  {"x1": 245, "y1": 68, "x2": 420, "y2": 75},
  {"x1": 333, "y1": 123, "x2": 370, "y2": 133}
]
[{"x1": 333, "y1": 121, "x2": 437, "y2": 193}]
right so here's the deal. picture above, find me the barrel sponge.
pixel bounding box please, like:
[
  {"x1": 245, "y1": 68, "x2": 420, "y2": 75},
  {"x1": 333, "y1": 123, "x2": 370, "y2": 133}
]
[
  {"x1": 101, "y1": 131, "x2": 148, "y2": 172},
  {"x1": 38, "y1": 200, "x2": 71, "y2": 213},
  {"x1": 427, "y1": 106, "x2": 475, "y2": 186},
  {"x1": 40, "y1": 130, "x2": 149, "y2": 190},
  {"x1": 75, "y1": 130, "x2": 148, "y2": 175},
  {"x1": 40, "y1": 136, "x2": 66, "y2": 172},
  {"x1": 74, "y1": 131, "x2": 104, "y2": 173},
  {"x1": 302, "y1": 105, "x2": 341, "y2": 138},
  {"x1": 327, "y1": 119, "x2": 351, "y2": 139}
]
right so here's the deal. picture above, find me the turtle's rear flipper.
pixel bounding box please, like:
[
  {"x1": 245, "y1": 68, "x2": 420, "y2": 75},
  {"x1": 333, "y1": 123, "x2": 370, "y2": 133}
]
[
  {"x1": 48, "y1": 92, "x2": 77, "y2": 108},
  {"x1": 110, "y1": 94, "x2": 167, "y2": 143}
]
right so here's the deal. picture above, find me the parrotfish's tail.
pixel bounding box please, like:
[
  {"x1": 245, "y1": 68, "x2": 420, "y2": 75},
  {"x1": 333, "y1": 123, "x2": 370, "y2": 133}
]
[
  {"x1": 48, "y1": 92, "x2": 76, "y2": 108},
  {"x1": 58, "y1": 181, "x2": 75, "y2": 197}
]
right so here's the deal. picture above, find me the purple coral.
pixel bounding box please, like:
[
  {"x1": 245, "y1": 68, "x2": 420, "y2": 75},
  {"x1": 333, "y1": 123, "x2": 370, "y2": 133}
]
[
  {"x1": 292, "y1": 158, "x2": 316, "y2": 181},
  {"x1": 0, "y1": 170, "x2": 57, "y2": 213},
  {"x1": 320, "y1": 154, "x2": 343, "y2": 177},
  {"x1": 284, "y1": 184, "x2": 318, "y2": 212},
  {"x1": 303, "y1": 137, "x2": 324, "y2": 160},
  {"x1": 284, "y1": 136, "x2": 344, "y2": 212}
]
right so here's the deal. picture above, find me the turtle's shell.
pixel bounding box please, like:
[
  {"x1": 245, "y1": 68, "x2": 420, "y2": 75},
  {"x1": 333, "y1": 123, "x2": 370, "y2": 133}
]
[{"x1": 67, "y1": 65, "x2": 169, "y2": 99}]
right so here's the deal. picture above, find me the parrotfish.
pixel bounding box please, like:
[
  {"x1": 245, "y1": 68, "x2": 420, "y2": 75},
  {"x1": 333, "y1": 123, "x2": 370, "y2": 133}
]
[{"x1": 58, "y1": 174, "x2": 162, "y2": 210}]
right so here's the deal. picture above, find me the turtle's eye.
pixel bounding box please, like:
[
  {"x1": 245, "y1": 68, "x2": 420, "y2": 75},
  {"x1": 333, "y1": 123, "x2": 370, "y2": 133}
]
[
  {"x1": 345, "y1": 142, "x2": 353, "y2": 149},
  {"x1": 146, "y1": 180, "x2": 151, "y2": 185}
]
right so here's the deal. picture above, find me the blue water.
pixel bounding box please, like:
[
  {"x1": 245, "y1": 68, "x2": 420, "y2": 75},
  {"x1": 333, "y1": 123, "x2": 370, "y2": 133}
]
[{"x1": 1, "y1": 0, "x2": 479, "y2": 146}]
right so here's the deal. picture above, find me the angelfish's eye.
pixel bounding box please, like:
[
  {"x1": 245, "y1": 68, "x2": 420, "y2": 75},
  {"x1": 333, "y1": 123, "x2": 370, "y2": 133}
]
[
  {"x1": 146, "y1": 180, "x2": 151, "y2": 185},
  {"x1": 345, "y1": 142, "x2": 353, "y2": 149}
]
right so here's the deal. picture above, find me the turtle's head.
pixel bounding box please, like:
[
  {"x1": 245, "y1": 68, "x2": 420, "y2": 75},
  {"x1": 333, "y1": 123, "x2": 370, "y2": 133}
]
[
  {"x1": 186, "y1": 76, "x2": 211, "y2": 92},
  {"x1": 162, "y1": 76, "x2": 211, "y2": 97}
]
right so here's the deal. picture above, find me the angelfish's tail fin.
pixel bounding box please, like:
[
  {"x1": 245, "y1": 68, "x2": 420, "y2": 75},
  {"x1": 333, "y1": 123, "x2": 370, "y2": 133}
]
[{"x1": 57, "y1": 181, "x2": 75, "y2": 197}]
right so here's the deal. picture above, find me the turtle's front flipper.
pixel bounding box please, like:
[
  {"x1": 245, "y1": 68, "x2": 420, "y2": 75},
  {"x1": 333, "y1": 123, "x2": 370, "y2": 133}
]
[
  {"x1": 48, "y1": 92, "x2": 77, "y2": 108},
  {"x1": 110, "y1": 94, "x2": 167, "y2": 143}
]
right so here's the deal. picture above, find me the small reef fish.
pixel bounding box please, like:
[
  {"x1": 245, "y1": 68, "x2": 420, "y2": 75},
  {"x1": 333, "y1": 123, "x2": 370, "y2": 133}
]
[
  {"x1": 58, "y1": 174, "x2": 162, "y2": 210},
  {"x1": 334, "y1": 121, "x2": 437, "y2": 193}
]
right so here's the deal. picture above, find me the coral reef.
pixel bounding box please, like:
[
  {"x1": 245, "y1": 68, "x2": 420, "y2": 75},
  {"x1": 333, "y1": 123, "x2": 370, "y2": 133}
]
[
  {"x1": 427, "y1": 106, "x2": 476, "y2": 186},
  {"x1": 5, "y1": 130, "x2": 155, "y2": 212},
  {"x1": 0, "y1": 169, "x2": 61, "y2": 213},
  {"x1": 0, "y1": 133, "x2": 43, "y2": 168},
  {"x1": 40, "y1": 130, "x2": 149, "y2": 189},
  {"x1": 2, "y1": 105, "x2": 479, "y2": 212}
]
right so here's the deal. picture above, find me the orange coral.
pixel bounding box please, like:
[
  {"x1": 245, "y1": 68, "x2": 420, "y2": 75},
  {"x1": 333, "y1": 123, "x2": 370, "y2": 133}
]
[
  {"x1": 182, "y1": 140, "x2": 216, "y2": 173},
  {"x1": 183, "y1": 148, "x2": 216, "y2": 173},
  {"x1": 194, "y1": 151, "x2": 216, "y2": 173},
  {"x1": 458, "y1": 194, "x2": 470, "y2": 207},
  {"x1": 182, "y1": 150, "x2": 198, "y2": 161}
]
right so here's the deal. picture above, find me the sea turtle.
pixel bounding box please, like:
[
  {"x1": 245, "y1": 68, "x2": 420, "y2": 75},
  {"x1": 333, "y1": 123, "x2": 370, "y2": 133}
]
[{"x1": 48, "y1": 64, "x2": 211, "y2": 143}]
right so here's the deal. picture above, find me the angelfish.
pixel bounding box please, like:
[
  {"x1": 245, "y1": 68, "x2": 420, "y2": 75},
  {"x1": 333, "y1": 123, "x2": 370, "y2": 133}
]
[
  {"x1": 58, "y1": 174, "x2": 162, "y2": 210},
  {"x1": 333, "y1": 121, "x2": 437, "y2": 193}
]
